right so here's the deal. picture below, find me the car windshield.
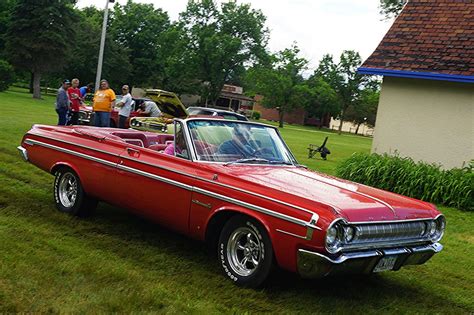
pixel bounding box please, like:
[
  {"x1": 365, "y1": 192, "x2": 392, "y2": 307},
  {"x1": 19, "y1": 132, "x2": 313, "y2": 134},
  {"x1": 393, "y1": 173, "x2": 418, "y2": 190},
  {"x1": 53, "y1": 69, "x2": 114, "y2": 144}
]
[{"x1": 186, "y1": 120, "x2": 296, "y2": 165}]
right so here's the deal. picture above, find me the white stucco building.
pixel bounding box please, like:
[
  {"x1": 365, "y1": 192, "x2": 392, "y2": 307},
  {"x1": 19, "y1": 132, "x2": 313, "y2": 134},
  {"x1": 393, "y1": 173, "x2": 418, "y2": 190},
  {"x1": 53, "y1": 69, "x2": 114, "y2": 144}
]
[{"x1": 359, "y1": 0, "x2": 474, "y2": 169}]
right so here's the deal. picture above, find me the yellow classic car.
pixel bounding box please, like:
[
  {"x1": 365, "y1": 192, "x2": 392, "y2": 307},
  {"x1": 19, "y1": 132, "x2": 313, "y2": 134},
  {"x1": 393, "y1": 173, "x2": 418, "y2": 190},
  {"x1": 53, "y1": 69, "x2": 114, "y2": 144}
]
[{"x1": 129, "y1": 89, "x2": 188, "y2": 132}]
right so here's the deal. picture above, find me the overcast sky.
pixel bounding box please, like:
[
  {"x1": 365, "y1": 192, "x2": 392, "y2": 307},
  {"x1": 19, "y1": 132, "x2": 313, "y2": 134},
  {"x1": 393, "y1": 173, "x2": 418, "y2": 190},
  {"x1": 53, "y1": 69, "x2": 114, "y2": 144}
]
[{"x1": 76, "y1": 0, "x2": 393, "y2": 70}]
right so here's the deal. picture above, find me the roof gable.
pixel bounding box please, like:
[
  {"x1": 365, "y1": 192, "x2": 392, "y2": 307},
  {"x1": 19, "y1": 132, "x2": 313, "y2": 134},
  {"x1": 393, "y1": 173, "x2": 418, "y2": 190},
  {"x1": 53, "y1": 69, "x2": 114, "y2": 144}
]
[{"x1": 360, "y1": 0, "x2": 474, "y2": 83}]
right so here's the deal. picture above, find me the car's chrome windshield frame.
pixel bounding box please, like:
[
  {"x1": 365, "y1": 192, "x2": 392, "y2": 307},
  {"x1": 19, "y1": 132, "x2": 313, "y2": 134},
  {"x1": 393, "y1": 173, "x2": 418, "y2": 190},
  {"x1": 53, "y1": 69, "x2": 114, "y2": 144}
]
[{"x1": 177, "y1": 118, "x2": 299, "y2": 166}]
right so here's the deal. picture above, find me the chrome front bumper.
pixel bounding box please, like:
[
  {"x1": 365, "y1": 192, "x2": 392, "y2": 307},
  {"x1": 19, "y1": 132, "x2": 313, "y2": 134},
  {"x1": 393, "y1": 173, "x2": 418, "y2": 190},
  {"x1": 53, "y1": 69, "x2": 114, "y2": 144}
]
[
  {"x1": 297, "y1": 242, "x2": 443, "y2": 278},
  {"x1": 17, "y1": 146, "x2": 28, "y2": 161}
]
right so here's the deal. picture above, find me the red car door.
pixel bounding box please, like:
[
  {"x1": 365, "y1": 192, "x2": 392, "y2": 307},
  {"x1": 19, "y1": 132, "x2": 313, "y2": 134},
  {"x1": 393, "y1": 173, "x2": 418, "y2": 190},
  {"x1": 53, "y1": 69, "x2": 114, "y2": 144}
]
[{"x1": 110, "y1": 135, "x2": 195, "y2": 235}]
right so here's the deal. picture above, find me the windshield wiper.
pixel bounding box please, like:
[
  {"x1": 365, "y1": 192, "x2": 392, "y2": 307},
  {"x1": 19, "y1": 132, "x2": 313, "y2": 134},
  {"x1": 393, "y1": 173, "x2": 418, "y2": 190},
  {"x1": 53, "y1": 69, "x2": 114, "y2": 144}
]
[
  {"x1": 224, "y1": 158, "x2": 292, "y2": 166},
  {"x1": 268, "y1": 160, "x2": 293, "y2": 165},
  {"x1": 224, "y1": 157, "x2": 271, "y2": 166}
]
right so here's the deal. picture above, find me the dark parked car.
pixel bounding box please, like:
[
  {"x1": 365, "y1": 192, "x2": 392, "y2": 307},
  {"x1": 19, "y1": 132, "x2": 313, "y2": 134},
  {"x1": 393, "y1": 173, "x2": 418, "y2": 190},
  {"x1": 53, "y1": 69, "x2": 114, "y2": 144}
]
[{"x1": 187, "y1": 107, "x2": 248, "y2": 121}]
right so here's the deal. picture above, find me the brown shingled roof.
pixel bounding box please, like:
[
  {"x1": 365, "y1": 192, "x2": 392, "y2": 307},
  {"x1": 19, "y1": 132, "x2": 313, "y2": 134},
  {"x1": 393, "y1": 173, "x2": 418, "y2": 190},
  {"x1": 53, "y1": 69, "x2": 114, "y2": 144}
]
[{"x1": 361, "y1": 0, "x2": 474, "y2": 77}]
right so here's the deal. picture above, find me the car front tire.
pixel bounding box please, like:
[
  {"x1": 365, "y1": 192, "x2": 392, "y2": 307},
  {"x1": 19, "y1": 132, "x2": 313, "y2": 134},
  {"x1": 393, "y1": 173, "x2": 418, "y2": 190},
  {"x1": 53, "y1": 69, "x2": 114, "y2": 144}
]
[
  {"x1": 53, "y1": 168, "x2": 97, "y2": 217},
  {"x1": 218, "y1": 215, "x2": 273, "y2": 287}
]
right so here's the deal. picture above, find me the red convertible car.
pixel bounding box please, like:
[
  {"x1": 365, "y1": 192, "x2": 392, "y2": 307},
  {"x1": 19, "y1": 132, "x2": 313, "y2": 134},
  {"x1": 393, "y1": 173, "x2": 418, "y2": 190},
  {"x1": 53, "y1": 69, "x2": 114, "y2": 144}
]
[{"x1": 17, "y1": 118, "x2": 445, "y2": 287}]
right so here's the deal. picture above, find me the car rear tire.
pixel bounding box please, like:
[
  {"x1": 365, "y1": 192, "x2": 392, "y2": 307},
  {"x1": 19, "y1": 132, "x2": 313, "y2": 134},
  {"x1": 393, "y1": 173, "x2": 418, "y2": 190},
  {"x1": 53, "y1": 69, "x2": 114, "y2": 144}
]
[
  {"x1": 218, "y1": 215, "x2": 273, "y2": 287},
  {"x1": 53, "y1": 168, "x2": 97, "y2": 217}
]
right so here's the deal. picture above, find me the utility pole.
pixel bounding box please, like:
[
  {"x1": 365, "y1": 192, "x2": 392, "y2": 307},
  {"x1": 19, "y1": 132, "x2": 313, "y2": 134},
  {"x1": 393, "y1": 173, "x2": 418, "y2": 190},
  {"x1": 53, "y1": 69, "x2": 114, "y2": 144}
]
[{"x1": 94, "y1": 0, "x2": 114, "y2": 92}]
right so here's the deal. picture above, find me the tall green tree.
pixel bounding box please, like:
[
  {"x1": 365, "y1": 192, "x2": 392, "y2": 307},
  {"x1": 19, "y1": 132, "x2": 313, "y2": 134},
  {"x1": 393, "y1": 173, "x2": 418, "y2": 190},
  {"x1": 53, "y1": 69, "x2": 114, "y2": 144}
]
[
  {"x1": 379, "y1": 0, "x2": 406, "y2": 19},
  {"x1": 180, "y1": 0, "x2": 268, "y2": 105},
  {"x1": 304, "y1": 77, "x2": 341, "y2": 129},
  {"x1": 158, "y1": 24, "x2": 200, "y2": 95},
  {"x1": 345, "y1": 87, "x2": 380, "y2": 134},
  {"x1": 315, "y1": 50, "x2": 369, "y2": 134},
  {"x1": 0, "y1": 0, "x2": 16, "y2": 58},
  {"x1": 246, "y1": 45, "x2": 308, "y2": 128},
  {"x1": 5, "y1": 0, "x2": 78, "y2": 98},
  {"x1": 61, "y1": 6, "x2": 131, "y2": 91},
  {"x1": 110, "y1": 0, "x2": 170, "y2": 87}
]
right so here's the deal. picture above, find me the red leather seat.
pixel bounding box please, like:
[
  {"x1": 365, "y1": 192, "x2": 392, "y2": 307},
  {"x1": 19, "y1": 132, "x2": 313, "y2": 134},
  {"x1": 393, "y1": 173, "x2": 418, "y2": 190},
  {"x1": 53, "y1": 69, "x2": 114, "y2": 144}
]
[
  {"x1": 149, "y1": 144, "x2": 168, "y2": 151},
  {"x1": 111, "y1": 131, "x2": 149, "y2": 147},
  {"x1": 156, "y1": 134, "x2": 174, "y2": 144}
]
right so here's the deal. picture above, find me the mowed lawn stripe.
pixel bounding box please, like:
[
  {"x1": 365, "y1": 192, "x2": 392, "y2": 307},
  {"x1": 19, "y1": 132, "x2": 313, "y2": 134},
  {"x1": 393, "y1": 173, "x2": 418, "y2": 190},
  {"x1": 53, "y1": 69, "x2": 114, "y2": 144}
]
[{"x1": 0, "y1": 88, "x2": 473, "y2": 313}]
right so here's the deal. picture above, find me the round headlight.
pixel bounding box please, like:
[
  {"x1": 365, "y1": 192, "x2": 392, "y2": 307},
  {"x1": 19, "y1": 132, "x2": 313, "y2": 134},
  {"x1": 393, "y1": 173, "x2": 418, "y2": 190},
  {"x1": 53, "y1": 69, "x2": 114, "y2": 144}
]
[
  {"x1": 326, "y1": 221, "x2": 344, "y2": 253},
  {"x1": 344, "y1": 226, "x2": 355, "y2": 242},
  {"x1": 326, "y1": 226, "x2": 338, "y2": 245},
  {"x1": 429, "y1": 220, "x2": 437, "y2": 236}
]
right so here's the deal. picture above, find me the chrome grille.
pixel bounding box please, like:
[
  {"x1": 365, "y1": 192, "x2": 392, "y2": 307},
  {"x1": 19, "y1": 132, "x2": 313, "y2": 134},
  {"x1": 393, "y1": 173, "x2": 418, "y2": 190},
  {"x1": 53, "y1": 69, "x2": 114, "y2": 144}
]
[
  {"x1": 78, "y1": 111, "x2": 90, "y2": 121},
  {"x1": 352, "y1": 221, "x2": 429, "y2": 245}
]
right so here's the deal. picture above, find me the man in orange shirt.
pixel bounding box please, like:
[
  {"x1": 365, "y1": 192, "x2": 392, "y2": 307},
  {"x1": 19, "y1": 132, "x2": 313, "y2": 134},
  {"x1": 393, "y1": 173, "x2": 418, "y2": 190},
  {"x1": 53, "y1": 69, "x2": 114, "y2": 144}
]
[{"x1": 93, "y1": 79, "x2": 116, "y2": 127}]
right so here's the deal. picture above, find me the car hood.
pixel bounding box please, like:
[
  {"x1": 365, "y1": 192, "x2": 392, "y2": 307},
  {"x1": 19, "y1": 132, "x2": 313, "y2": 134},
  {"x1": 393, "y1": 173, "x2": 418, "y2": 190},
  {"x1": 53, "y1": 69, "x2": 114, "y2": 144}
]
[
  {"x1": 200, "y1": 165, "x2": 438, "y2": 223},
  {"x1": 145, "y1": 89, "x2": 188, "y2": 119}
]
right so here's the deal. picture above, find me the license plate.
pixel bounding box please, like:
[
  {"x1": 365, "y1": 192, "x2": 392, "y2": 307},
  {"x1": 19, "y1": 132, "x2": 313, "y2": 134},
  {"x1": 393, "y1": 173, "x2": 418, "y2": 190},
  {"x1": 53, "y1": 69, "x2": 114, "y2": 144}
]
[{"x1": 373, "y1": 256, "x2": 397, "y2": 273}]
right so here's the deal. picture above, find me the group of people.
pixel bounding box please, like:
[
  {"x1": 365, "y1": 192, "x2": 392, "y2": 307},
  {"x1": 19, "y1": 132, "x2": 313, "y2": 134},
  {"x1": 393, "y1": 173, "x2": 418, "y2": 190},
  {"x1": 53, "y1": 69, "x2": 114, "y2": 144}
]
[
  {"x1": 55, "y1": 78, "x2": 162, "y2": 128},
  {"x1": 55, "y1": 79, "x2": 93, "y2": 126}
]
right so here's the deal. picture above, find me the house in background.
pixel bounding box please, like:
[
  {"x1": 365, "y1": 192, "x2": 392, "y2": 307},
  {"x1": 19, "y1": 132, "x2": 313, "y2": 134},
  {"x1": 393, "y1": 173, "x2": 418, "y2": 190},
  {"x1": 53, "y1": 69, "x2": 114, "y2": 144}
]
[
  {"x1": 180, "y1": 84, "x2": 255, "y2": 115},
  {"x1": 359, "y1": 0, "x2": 473, "y2": 169}
]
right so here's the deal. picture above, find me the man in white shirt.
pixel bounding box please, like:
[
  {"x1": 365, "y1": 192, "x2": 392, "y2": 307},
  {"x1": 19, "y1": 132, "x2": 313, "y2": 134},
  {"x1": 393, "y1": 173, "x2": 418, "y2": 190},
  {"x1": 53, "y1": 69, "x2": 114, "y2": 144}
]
[
  {"x1": 138, "y1": 100, "x2": 161, "y2": 117},
  {"x1": 116, "y1": 85, "x2": 133, "y2": 128}
]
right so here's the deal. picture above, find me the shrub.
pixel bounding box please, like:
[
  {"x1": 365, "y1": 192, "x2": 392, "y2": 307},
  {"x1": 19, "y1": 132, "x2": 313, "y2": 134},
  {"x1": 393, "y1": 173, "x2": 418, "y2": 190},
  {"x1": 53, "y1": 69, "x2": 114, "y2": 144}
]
[
  {"x1": 251, "y1": 110, "x2": 261, "y2": 120},
  {"x1": 0, "y1": 60, "x2": 15, "y2": 92},
  {"x1": 336, "y1": 153, "x2": 473, "y2": 211}
]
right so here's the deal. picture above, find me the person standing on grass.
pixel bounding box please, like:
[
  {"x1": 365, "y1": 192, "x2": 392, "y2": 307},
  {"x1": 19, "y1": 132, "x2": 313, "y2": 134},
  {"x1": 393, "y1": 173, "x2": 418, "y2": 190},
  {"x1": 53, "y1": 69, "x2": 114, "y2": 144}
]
[
  {"x1": 67, "y1": 78, "x2": 82, "y2": 125},
  {"x1": 116, "y1": 85, "x2": 133, "y2": 129},
  {"x1": 55, "y1": 79, "x2": 71, "y2": 126},
  {"x1": 92, "y1": 79, "x2": 116, "y2": 127}
]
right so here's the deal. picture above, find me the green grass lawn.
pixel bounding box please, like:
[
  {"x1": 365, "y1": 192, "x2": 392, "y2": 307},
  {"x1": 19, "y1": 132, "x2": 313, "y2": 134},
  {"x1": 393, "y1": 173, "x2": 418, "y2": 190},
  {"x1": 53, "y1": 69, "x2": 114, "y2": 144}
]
[
  {"x1": 259, "y1": 119, "x2": 372, "y2": 175},
  {"x1": 0, "y1": 88, "x2": 473, "y2": 313}
]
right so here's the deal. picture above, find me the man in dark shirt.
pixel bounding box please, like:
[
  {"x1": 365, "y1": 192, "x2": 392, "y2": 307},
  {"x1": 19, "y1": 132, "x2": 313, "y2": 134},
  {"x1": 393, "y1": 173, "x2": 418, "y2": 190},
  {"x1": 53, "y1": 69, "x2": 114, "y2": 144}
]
[
  {"x1": 218, "y1": 128, "x2": 256, "y2": 157},
  {"x1": 55, "y1": 80, "x2": 71, "y2": 125}
]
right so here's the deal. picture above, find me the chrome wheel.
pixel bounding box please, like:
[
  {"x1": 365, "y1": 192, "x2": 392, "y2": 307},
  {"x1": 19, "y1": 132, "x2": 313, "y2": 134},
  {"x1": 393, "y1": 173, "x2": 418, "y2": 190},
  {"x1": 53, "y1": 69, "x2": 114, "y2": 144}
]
[
  {"x1": 227, "y1": 227, "x2": 262, "y2": 277},
  {"x1": 58, "y1": 173, "x2": 77, "y2": 208}
]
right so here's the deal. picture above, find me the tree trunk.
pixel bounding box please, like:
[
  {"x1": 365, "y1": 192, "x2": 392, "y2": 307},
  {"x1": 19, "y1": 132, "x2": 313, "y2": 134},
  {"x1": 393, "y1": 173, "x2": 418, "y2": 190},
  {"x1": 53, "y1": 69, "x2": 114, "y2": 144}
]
[
  {"x1": 355, "y1": 122, "x2": 362, "y2": 134},
  {"x1": 338, "y1": 110, "x2": 344, "y2": 135},
  {"x1": 32, "y1": 71, "x2": 42, "y2": 99},
  {"x1": 29, "y1": 72, "x2": 34, "y2": 94},
  {"x1": 319, "y1": 114, "x2": 324, "y2": 129},
  {"x1": 278, "y1": 110, "x2": 284, "y2": 128}
]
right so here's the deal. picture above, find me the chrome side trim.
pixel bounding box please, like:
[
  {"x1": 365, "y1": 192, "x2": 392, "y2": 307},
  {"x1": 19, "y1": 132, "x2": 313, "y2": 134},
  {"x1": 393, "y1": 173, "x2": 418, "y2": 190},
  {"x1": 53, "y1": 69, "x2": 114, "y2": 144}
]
[
  {"x1": 27, "y1": 138, "x2": 311, "y2": 229},
  {"x1": 27, "y1": 133, "x2": 321, "y2": 223},
  {"x1": 117, "y1": 163, "x2": 193, "y2": 191},
  {"x1": 193, "y1": 186, "x2": 309, "y2": 228},
  {"x1": 276, "y1": 229, "x2": 307, "y2": 240},
  {"x1": 27, "y1": 139, "x2": 117, "y2": 168}
]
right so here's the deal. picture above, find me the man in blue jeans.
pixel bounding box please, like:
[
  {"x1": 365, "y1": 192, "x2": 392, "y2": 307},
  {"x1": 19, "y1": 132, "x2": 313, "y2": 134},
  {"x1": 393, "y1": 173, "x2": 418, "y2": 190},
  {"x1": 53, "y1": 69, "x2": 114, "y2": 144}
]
[
  {"x1": 92, "y1": 79, "x2": 116, "y2": 127},
  {"x1": 55, "y1": 80, "x2": 71, "y2": 125}
]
